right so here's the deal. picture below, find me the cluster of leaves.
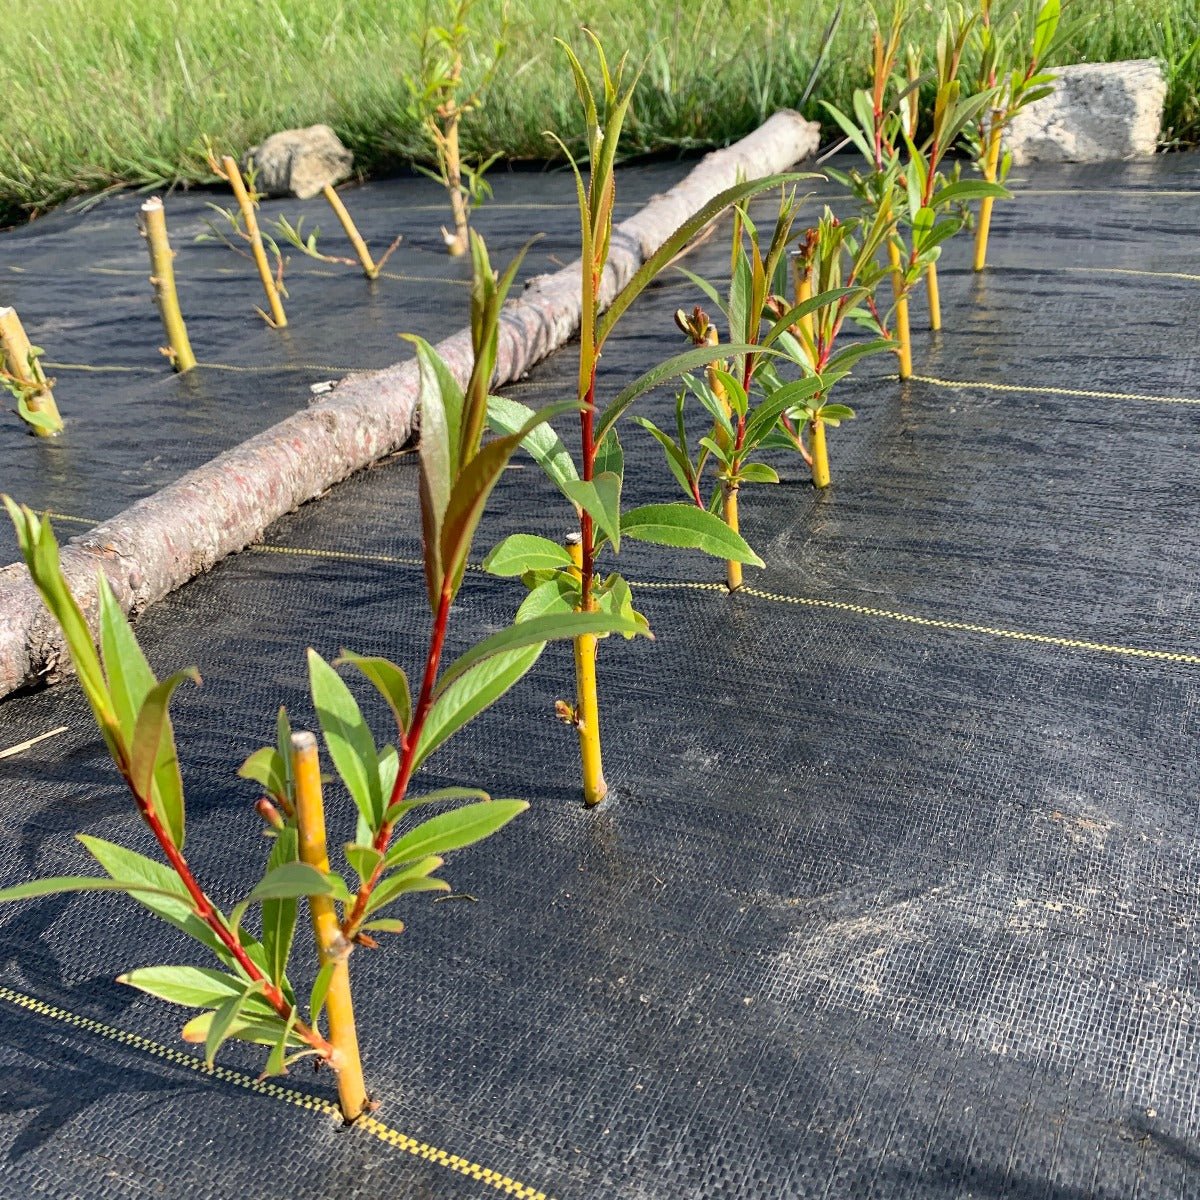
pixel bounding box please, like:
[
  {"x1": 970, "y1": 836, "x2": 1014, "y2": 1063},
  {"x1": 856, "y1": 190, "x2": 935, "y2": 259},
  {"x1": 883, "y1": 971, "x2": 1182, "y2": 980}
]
[
  {"x1": 406, "y1": 0, "x2": 509, "y2": 252},
  {"x1": 821, "y1": 1, "x2": 1010, "y2": 302},
  {"x1": 0, "y1": 231, "x2": 648, "y2": 1082},
  {"x1": 646, "y1": 193, "x2": 890, "y2": 502},
  {"x1": 1, "y1": 341, "x2": 58, "y2": 435}
]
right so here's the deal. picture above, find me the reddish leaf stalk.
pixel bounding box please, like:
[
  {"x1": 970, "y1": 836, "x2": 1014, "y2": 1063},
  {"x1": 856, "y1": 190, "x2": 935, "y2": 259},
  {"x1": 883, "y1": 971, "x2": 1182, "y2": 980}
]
[{"x1": 119, "y1": 760, "x2": 335, "y2": 1061}]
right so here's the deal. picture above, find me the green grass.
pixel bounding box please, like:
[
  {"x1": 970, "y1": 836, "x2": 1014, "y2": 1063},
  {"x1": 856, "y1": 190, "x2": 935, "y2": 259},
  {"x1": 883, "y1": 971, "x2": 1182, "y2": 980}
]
[{"x1": 3, "y1": 0, "x2": 1198, "y2": 226}]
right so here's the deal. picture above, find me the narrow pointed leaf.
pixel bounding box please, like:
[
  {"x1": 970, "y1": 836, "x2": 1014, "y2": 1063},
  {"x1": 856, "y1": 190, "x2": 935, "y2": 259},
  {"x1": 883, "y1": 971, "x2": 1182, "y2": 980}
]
[
  {"x1": 261, "y1": 826, "x2": 298, "y2": 987},
  {"x1": 483, "y1": 534, "x2": 574, "y2": 577},
  {"x1": 335, "y1": 652, "x2": 412, "y2": 737},
  {"x1": 130, "y1": 668, "x2": 199, "y2": 849}
]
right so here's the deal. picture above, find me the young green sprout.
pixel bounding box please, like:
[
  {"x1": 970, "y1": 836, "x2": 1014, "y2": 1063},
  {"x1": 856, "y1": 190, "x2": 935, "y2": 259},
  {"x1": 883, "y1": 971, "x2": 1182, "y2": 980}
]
[
  {"x1": 762, "y1": 208, "x2": 895, "y2": 487},
  {"x1": 0, "y1": 306, "x2": 62, "y2": 436},
  {"x1": 203, "y1": 145, "x2": 289, "y2": 327},
  {"x1": 0, "y1": 234, "x2": 635, "y2": 1123},
  {"x1": 409, "y1": 0, "x2": 507, "y2": 256},
  {"x1": 642, "y1": 194, "x2": 842, "y2": 585},
  {"x1": 484, "y1": 35, "x2": 799, "y2": 805},
  {"x1": 970, "y1": 0, "x2": 1062, "y2": 270}
]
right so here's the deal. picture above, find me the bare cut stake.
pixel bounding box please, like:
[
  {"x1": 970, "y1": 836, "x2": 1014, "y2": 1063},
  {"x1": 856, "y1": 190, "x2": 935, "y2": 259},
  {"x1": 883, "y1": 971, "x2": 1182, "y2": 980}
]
[
  {"x1": 0, "y1": 307, "x2": 63, "y2": 436},
  {"x1": 291, "y1": 730, "x2": 368, "y2": 1123},
  {"x1": 565, "y1": 536, "x2": 607, "y2": 806},
  {"x1": 886, "y1": 237, "x2": 913, "y2": 380},
  {"x1": 139, "y1": 198, "x2": 196, "y2": 372},
  {"x1": 320, "y1": 185, "x2": 400, "y2": 280},
  {"x1": 809, "y1": 416, "x2": 831, "y2": 489},
  {"x1": 220, "y1": 155, "x2": 288, "y2": 327},
  {"x1": 723, "y1": 484, "x2": 743, "y2": 591},
  {"x1": 926, "y1": 261, "x2": 942, "y2": 331},
  {"x1": 973, "y1": 116, "x2": 1004, "y2": 272}
]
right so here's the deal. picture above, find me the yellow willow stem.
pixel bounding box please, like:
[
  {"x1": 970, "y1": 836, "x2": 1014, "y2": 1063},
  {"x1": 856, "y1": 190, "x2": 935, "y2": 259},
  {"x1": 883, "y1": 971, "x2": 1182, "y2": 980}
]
[
  {"x1": 222, "y1": 155, "x2": 287, "y2": 328},
  {"x1": 139, "y1": 198, "x2": 196, "y2": 372},
  {"x1": 792, "y1": 261, "x2": 815, "y2": 356},
  {"x1": 0, "y1": 306, "x2": 62, "y2": 436},
  {"x1": 926, "y1": 261, "x2": 942, "y2": 332},
  {"x1": 321, "y1": 184, "x2": 379, "y2": 279},
  {"x1": 809, "y1": 415, "x2": 831, "y2": 488},
  {"x1": 291, "y1": 730, "x2": 368, "y2": 1123},
  {"x1": 723, "y1": 482, "x2": 743, "y2": 592},
  {"x1": 441, "y1": 110, "x2": 469, "y2": 257},
  {"x1": 887, "y1": 239, "x2": 913, "y2": 380},
  {"x1": 974, "y1": 118, "x2": 1004, "y2": 272},
  {"x1": 566, "y1": 537, "x2": 607, "y2": 807}
]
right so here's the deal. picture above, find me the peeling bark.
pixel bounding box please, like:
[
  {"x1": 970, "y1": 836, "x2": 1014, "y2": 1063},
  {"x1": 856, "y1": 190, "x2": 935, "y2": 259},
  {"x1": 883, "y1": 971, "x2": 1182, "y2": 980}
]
[{"x1": 0, "y1": 111, "x2": 820, "y2": 699}]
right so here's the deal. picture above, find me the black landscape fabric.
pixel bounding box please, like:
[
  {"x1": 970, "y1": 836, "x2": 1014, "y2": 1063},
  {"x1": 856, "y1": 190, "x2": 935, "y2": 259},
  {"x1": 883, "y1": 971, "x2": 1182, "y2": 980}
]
[{"x1": 1, "y1": 153, "x2": 1200, "y2": 1199}]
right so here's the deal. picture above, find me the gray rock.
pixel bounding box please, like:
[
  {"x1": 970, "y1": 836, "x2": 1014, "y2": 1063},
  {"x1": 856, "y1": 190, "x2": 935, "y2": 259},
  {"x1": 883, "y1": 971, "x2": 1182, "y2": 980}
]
[
  {"x1": 1007, "y1": 59, "x2": 1166, "y2": 164},
  {"x1": 243, "y1": 125, "x2": 354, "y2": 199}
]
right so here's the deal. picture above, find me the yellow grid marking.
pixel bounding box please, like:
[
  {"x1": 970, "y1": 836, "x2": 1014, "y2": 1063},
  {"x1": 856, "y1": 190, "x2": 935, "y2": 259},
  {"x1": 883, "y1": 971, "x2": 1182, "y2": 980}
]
[
  {"x1": 44, "y1": 361, "x2": 356, "y2": 375},
  {"x1": 0, "y1": 983, "x2": 553, "y2": 1200},
  {"x1": 1018, "y1": 188, "x2": 1200, "y2": 199},
  {"x1": 905, "y1": 373, "x2": 1200, "y2": 406},
  {"x1": 252, "y1": 543, "x2": 1200, "y2": 668}
]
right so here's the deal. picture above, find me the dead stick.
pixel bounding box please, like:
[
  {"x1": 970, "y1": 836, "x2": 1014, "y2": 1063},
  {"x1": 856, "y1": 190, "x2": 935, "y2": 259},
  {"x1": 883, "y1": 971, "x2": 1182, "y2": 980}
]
[{"x1": 321, "y1": 185, "x2": 379, "y2": 280}]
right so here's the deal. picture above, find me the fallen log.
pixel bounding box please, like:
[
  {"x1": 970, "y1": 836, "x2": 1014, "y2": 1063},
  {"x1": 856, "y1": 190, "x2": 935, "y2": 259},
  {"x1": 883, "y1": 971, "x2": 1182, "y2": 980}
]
[{"x1": 0, "y1": 111, "x2": 820, "y2": 699}]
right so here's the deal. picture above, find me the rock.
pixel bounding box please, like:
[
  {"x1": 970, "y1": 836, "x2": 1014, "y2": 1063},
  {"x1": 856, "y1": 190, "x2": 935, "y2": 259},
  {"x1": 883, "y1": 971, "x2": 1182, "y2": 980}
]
[
  {"x1": 1007, "y1": 60, "x2": 1166, "y2": 164},
  {"x1": 243, "y1": 125, "x2": 354, "y2": 199}
]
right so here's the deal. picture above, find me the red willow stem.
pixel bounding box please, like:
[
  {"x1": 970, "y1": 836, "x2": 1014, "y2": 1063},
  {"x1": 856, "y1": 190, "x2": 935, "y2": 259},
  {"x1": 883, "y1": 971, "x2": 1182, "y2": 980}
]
[
  {"x1": 343, "y1": 580, "x2": 456, "y2": 936},
  {"x1": 121, "y1": 766, "x2": 334, "y2": 1059}
]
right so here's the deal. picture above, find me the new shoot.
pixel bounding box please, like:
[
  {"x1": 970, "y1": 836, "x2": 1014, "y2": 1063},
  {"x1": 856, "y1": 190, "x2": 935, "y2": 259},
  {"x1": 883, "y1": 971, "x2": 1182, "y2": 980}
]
[
  {"x1": 409, "y1": 0, "x2": 507, "y2": 256},
  {"x1": 0, "y1": 306, "x2": 62, "y2": 436},
  {"x1": 970, "y1": 0, "x2": 1061, "y2": 271},
  {"x1": 485, "y1": 36, "x2": 792, "y2": 805}
]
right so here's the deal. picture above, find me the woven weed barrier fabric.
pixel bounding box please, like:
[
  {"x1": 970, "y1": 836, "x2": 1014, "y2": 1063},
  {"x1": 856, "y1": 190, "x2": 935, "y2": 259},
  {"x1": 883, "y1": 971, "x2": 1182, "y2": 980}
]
[
  {"x1": 0, "y1": 162, "x2": 690, "y2": 564},
  {"x1": 1, "y1": 152, "x2": 1200, "y2": 1198}
]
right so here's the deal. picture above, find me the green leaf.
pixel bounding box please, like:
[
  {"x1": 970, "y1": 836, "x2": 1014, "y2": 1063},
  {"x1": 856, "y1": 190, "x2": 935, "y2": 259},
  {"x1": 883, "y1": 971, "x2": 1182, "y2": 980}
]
[
  {"x1": 382, "y1": 786, "x2": 490, "y2": 827},
  {"x1": 261, "y1": 827, "x2": 298, "y2": 987},
  {"x1": 634, "y1": 416, "x2": 697, "y2": 501},
  {"x1": 361, "y1": 918, "x2": 407, "y2": 935},
  {"x1": 363, "y1": 856, "x2": 450, "y2": 917},
  {"x1": 743, "y1": 375, "x2": 827, "y2": 448},
  {"x1": 248, "y1": 861, "x2": 338, "y2": 903},
  {"x1": 932, "y1": 179, "x2": 1010, "y2": 207},
  {"x1": 483, "y1": 534, "x2": 574, "y2": 577},
  {"x1": 129, "y1": 668, "x2": 198, "y2": 850},
  {"x1": 486, "y1": 396, "x2": 579, "y2": 501},
  {"x1": 441, "y1": 402, "x2": 579, "y2": 597},
  {"x1": 516, "y1": 574, "x2": 580, "y2": 620},
  {"x1": 563, "y1": 472, "x2": 622, "y2": 553},
  {"x1": 824, "y1": 338, "x2": 895, "y2": 376},
  {"x1": 205, "y1": 981, "x2": 266, "y2": 1068},
  {"x1": 436, "y1": 610, "x2": 647, "y2": 697},
  {"x1": 737, "y1": 462, "x2": 780, "y2": 485},
  {"x1": 117, "y1": 965, "x2": 272, "y2": 1012},
  {"x1": 404, "y1": 334, "x2": 464, "y2": 478},
  {"x1": 308, "y1": 649, "x2": 383, "y2": 834},
  {"x1": 621, "y1": 504, "x2": 764, "y2": 566},
  {"x1": 309, "y1": 961, "x2": 335, "y2": 1026},
  {"x1": 414, "y1": 645, "x2": 543, "y2": 768},
  {"x1": 0, "y1": 875, "x2": 193, "y2": 904},
  {"x1": 335, "y1": 652, "x2": 412, "y2": 738},
  {"x1": 182, "y1": 1008, "x2": 297, "y2": 1051},
  {"x1": 344, "y1": 842, "x2": 383, "y2": 886},
  {"x1": 97, "y1": 572, "x2": 155, "y2": 741},
  {"x1": 593, "y1": 427, "x2": 624, "y2": 480},
  {"x1": 598, "y1": 173, "x2": 815, "y2": 345},
  {"x1": 4, "y1": 501, "x2": 112, "y2": 728},
  {"x1": 595, "y1": 343, "x2": 770, "y2": 445},
  {"x1": 238, "y1": 746, "x2": 288, "y2": 803},
  {"x1": 412, "y1": 337, "x2": 454, "y2": 610},
  {"x1": 383, "y1": 800, "x2": 527, "y2": 870}
]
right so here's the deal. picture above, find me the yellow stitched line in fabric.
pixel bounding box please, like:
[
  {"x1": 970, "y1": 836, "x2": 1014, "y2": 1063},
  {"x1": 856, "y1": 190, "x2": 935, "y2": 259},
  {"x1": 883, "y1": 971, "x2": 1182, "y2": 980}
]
[
  {"x1": 251, "y1": 544, "x2": 1200, "y2": 667},
  {"x1": 0, "y1": 984, "x2": 553, "y2": 1200},
  {"x1": 1018, "y1": 188, "x2": 1200, "y2": 198},
  {"x1": 251, "y1": 543, "x2": 488, "y2": 573},
  {"x1": 903, "y1": 373, "x2": 1200, "y2": 406},
  {"x1": 630, "y1": 579, "x2": 1200, "y2": 666},
  {"x1": 43, "y1": 361, "x2": 356, "y2": 375}
]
